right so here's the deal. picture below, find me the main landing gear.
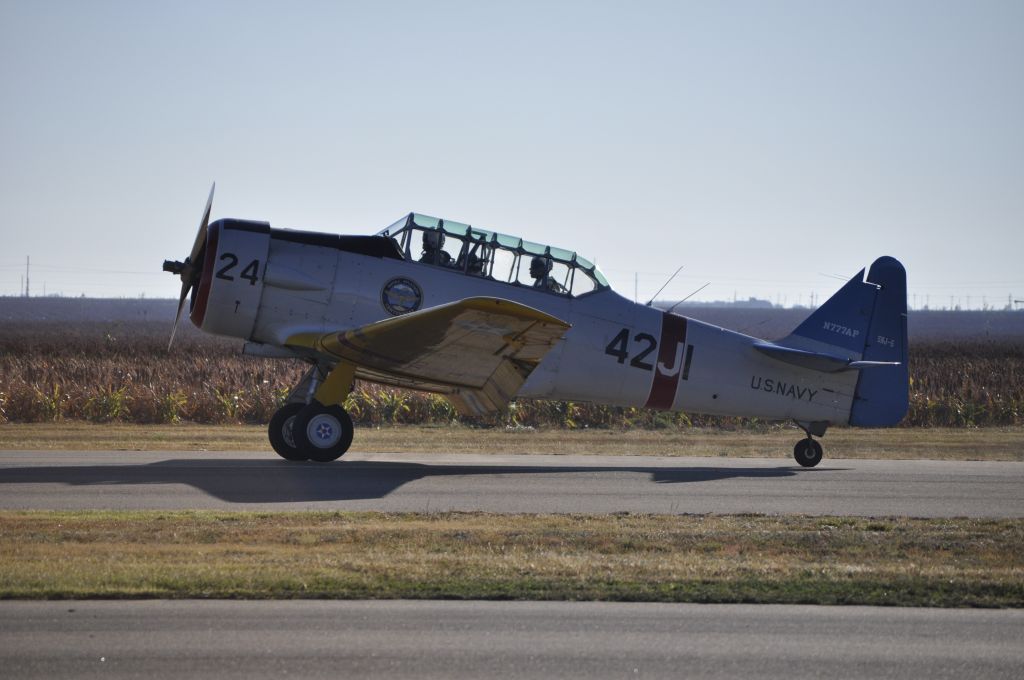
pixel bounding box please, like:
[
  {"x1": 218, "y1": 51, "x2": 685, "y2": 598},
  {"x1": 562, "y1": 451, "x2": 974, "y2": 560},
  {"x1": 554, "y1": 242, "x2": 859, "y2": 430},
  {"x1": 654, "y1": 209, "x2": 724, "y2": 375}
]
[
  {"x1": 269, "y1": 402, "x2": 354, "y2": 462},
  {"x1": 793, "y1": 420, "x2": 828, "y2": 468},
  {"x1": 268, "y1": 362, "x2": 356, "y2": 463}
]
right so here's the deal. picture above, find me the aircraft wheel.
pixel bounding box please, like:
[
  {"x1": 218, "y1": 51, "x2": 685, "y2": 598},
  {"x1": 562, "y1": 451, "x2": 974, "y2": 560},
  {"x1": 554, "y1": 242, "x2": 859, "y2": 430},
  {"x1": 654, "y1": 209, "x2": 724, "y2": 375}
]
[
  {"x1": 293, "y1": 403, "x2": 354, "y2": 462},
  {"x1": 793, "y1": 438, "x2": 823, "y2": 468},
  {"x1": 268, "y1": 403, "x2": 308, "y2": 461}
]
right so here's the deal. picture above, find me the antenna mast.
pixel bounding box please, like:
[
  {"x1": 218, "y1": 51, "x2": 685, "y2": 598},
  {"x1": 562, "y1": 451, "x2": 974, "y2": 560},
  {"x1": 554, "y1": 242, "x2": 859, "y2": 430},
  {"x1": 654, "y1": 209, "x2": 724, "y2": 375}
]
[
  {"x1": 666, "y1": 282, "x2": 711, "y2": 314},
  {"x1": 25, "y1": 256, "x2": 29, "y2": 298},
  {"x1": 644, "y1": 266, "x2": 684, "y2": 307}
]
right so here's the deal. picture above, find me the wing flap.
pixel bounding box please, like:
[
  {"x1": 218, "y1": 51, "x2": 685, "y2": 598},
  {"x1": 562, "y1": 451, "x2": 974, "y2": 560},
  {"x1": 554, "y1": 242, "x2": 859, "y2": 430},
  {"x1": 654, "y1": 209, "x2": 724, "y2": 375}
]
[{"x1": 287, "y1": 297, "x2": 570, "y2": 415}]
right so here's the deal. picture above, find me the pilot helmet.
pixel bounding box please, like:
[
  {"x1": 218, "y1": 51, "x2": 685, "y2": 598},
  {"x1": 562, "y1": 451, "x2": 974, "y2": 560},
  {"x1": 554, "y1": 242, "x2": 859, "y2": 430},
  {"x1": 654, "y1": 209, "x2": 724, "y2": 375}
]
[
  {"x1": 530, "y1": 255, "x2": 553, "y2": 278},
  {"x1": 422, "y1": 229, "x2": 445, "y2": 250}
]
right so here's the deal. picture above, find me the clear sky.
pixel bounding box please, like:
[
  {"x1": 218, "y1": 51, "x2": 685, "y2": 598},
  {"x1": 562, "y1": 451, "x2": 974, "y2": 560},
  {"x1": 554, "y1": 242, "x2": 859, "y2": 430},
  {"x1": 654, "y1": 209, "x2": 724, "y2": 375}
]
[{"x1": 1, "y1": 0, "x2": 1021, "y2": 309}]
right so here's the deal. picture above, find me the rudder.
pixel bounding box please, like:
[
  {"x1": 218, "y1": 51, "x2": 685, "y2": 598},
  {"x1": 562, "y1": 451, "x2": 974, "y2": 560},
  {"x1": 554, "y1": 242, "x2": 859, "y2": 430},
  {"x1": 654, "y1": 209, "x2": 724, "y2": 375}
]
[{"x1": 849, "y1": 256, "x2": 909, "y2": 426}]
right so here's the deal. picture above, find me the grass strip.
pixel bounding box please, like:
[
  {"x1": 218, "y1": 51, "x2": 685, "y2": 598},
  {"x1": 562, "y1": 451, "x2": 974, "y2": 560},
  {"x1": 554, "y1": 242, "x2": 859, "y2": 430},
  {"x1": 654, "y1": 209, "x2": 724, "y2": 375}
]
[
  {"x1": 1, "y1": 423, "x2": 1022, "y2": 460},
  {"x1": 1, "y1": 511, "x2": 1021, "y2": 607}
]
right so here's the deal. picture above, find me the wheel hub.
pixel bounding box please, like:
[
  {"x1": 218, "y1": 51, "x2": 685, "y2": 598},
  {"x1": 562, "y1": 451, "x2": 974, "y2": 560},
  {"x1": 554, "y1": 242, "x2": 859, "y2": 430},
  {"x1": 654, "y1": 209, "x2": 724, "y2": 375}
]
[{"x1": 307, "y1": 414, "x2": 342, "y2": 448}]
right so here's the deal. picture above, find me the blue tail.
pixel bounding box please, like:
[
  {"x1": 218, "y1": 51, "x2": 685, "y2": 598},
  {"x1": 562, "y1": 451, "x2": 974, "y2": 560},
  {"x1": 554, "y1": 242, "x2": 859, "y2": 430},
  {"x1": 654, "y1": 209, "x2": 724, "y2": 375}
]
[{"x1": 781, "y1": 257, "x2": 909, "y2": 426}]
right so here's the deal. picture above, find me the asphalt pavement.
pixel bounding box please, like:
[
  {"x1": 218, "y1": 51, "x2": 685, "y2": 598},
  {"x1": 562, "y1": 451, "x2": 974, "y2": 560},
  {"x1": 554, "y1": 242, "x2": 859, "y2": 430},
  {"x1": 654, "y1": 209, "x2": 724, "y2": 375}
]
[
  {"x1": 0, "y1": 450, "x2": 1021, "y2": 517},
  {"x1": 2, "y1": 600, "x2": 1021, "y2": 679}
]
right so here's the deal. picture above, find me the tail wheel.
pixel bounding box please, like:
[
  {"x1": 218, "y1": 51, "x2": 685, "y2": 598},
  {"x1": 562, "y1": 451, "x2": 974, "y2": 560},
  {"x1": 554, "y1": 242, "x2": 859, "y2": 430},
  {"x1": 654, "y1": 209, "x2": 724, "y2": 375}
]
[
  {"x1": 793, "y1": 438, "x2": 823, "y2": 467},
  {"x1": 293, "y1": 403, "x2": 354, "y2": 462},
  {"x1": 268, "y1": 403, "x2": 307, "y2": 461}
]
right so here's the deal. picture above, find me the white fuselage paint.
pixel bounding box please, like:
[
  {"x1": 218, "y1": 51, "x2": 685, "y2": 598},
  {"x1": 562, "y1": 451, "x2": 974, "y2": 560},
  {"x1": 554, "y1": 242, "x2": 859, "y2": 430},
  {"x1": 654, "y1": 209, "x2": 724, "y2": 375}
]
[{"x1": 203, "y1": 228, "x2": 857, "y2": 426}]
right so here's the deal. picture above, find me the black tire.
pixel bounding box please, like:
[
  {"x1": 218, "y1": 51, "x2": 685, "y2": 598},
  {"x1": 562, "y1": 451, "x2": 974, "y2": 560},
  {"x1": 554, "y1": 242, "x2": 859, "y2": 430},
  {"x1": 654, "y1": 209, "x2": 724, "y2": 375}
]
[
  {"x1": 293, "y1": 402, "x2": 354, "y2": 462},
  {"x1": 793, "y1": 438, "x2": 823, "y2": 468},
  {"x1": 269, "y1": 403, "x2": 308, "y2": 461}
]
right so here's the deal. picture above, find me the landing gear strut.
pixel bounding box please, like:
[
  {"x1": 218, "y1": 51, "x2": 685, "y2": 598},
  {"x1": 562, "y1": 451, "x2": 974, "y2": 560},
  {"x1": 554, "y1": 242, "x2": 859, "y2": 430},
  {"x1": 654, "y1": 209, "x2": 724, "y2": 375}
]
[{"x1": 793, "y1": 420, "x2": 828, "y2": 468}]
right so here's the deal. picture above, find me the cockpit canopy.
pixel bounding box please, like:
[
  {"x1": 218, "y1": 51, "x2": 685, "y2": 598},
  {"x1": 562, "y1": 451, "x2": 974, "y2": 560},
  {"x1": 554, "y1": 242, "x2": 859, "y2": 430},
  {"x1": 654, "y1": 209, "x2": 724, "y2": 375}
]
[{"x1": 378, "y1": 213, "x2": 610, "y2": 297}]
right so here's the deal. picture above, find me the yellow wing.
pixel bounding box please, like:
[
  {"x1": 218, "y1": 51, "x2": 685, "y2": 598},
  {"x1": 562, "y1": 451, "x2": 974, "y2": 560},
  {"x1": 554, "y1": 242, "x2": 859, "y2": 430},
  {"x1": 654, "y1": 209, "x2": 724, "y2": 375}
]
[{"x1": 286, "y1": 297, "x2": 571, "y2": 416}]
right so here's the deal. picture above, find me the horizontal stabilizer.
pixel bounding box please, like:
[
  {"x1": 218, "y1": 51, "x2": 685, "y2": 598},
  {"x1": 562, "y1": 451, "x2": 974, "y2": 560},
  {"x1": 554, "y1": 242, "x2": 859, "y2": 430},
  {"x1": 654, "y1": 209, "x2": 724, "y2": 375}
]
[{"x1": 753, "y1": 342, "x2": 901, "y2": 373}]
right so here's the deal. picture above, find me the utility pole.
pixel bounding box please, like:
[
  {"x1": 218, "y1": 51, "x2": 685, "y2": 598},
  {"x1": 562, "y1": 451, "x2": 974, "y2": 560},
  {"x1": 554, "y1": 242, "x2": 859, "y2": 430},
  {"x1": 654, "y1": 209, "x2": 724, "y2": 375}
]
[{"x1": 25, "y1": 256, "x2": 30, "y2": 298}]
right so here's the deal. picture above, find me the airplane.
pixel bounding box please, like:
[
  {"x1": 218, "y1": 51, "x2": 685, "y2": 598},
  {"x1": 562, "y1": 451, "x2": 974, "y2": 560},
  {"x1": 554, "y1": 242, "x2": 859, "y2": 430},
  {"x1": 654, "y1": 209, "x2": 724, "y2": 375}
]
[{"x1": 164, "y1": 185, "x2": 908, "y2": 467}]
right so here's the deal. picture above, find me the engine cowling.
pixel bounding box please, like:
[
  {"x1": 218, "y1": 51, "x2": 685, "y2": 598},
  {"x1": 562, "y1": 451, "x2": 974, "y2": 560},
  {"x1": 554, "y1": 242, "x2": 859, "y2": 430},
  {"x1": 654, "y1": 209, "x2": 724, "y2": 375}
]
[{"x1": 190, "y1": 219, "x2": 271, "y2": 340}]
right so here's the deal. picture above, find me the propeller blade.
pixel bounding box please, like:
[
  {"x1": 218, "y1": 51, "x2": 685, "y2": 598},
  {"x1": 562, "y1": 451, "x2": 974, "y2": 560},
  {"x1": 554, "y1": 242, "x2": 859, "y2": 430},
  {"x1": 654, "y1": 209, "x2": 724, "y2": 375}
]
[
  {"x1": 167, "y1": 182, "x2": 215, "y2": 351},
  {"x1": 168, "y1": 279, "x2": 191, "y2": 351},
  {"x1": 189, "y1": 182, "x2": 216, "y2": 265}
]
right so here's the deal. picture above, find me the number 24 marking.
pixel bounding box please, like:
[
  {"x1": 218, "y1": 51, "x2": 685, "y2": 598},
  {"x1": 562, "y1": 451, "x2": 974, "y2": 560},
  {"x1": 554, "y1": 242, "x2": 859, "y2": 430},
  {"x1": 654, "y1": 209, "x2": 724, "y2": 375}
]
[
  {"x1": 215, "y1": 252, "x2": 260, "y2": 286},
  {"x1": 605, "y1": 328, "x2": 657, "y2": 371}
]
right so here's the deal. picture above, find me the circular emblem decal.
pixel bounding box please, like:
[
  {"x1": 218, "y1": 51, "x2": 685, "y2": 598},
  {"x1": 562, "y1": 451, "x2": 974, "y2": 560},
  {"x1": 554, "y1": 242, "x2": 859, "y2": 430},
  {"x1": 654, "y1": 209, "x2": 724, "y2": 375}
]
[{"x1": 381, "y1": 277, "x2": 422, "y2": 316}]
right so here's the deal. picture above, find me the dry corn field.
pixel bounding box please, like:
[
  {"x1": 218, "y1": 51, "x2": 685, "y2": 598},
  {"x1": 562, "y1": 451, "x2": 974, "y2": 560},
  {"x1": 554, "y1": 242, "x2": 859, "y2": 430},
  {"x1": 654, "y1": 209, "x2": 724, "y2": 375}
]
[{"x1": 0, "y1": 321, "x2": 1020, "y2": 428}]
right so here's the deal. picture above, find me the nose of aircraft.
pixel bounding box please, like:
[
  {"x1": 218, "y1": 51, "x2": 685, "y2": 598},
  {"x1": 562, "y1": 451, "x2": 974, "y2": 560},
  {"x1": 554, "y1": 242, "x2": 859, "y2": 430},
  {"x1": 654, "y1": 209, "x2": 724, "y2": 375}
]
[{"x1": 164, "y1": 182, "x2": 215, "y2": 350}]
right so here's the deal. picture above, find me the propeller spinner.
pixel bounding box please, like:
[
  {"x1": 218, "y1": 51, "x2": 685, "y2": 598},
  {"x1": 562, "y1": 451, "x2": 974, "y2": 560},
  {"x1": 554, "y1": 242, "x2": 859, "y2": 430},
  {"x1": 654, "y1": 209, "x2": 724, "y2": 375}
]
[{"x1": 163, "y1": 182, "x2": 215, "y2": 349}]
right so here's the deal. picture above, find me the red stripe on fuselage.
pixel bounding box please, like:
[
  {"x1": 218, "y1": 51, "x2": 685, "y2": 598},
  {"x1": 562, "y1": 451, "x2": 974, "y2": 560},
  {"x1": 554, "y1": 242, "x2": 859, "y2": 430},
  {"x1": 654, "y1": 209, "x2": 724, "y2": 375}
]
[{"x1": 644, "y1": 313, "x2": 688, "y2": 410}]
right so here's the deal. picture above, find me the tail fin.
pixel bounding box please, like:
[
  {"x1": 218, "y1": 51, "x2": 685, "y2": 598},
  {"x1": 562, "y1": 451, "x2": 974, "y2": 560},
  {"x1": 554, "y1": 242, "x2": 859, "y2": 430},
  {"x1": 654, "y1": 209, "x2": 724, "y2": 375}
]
[{"x1": 781, "y1": 257, "x2": 909, "y2": 426}]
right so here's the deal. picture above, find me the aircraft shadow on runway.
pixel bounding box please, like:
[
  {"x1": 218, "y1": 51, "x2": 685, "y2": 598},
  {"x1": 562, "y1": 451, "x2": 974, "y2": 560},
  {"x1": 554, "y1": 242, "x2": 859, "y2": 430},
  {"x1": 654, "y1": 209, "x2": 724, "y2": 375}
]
[{"x1": 0, "y1": 460, "x2": 806, "y2": 504}]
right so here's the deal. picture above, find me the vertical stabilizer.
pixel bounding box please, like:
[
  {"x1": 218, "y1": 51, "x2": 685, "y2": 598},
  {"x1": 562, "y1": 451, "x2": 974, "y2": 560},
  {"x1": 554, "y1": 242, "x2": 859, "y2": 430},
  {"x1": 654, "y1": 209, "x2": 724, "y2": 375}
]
[
  {"x1": 780, "y1": 256, "x2": 909, "y2": 427},
  {"x1": 849, "y1": 257, "x2": 909, "y2": 426},
  {"x1": 784, "y1": 268, "x2": 876, "y2": 355}
]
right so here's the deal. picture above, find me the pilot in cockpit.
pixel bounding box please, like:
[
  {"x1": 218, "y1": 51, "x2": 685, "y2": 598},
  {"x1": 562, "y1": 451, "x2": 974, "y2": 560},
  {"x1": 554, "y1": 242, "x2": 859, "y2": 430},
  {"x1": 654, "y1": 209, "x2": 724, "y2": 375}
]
[
  {"x1": 420, "y1": 230, "x2": 453, "y2": 267},
  {"x1": 530, "y1": 256, "x2": 565, "y2": 293}
]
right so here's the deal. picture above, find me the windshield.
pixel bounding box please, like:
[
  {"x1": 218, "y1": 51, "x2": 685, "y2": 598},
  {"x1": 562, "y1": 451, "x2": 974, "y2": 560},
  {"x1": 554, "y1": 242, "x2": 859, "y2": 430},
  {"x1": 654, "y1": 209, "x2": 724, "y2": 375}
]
[{"x1": 377, "y1": 213, "x2": 610, "y2": 297}]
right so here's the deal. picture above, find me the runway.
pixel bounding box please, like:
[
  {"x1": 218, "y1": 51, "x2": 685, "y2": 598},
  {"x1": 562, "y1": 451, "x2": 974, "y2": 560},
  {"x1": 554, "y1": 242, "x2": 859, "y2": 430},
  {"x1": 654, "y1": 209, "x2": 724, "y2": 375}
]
[
  {"x1": 1, "y1": 450, "x2": 1022, "y2": 517},
  {"x1": 2, "y1": 600, "x2": 1021, "y2": 679}
]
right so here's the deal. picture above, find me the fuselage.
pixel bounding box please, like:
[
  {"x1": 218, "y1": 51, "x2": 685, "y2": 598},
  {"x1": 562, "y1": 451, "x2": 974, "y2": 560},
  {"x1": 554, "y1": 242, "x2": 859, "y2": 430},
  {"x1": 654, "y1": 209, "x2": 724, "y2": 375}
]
[{"x1": 190, "y1": 218, "x2": 858, "y2": 427}]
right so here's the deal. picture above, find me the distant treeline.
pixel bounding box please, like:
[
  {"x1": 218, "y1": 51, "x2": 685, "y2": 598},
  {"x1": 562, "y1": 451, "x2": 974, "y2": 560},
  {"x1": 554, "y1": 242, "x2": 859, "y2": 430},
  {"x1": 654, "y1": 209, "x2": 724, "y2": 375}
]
[
  {"x1": 0, "y1": 321, "x2": 1020, "y2": 428},
  {"x1": 1, "y1": 297, "x2": 1023, "y2": 341}
]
